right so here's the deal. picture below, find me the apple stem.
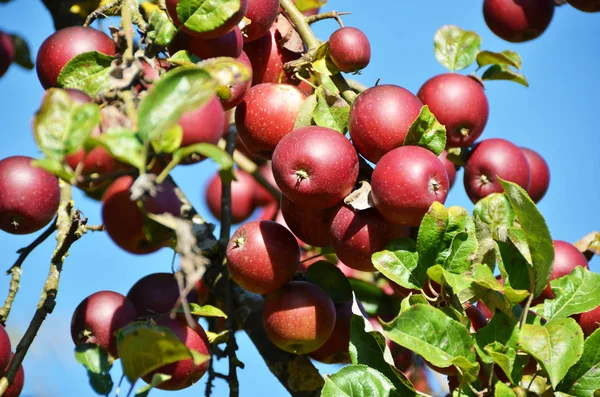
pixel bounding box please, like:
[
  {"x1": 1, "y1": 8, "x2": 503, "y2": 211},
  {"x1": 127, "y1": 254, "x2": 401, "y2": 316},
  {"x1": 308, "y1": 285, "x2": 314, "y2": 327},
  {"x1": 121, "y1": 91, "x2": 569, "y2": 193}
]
[
  {"x1": 305, "y1": 11, "x2": 351, "y2": 27},
  {"x1": 459, "y1": 127, "x2": 470, "y2": 137}
]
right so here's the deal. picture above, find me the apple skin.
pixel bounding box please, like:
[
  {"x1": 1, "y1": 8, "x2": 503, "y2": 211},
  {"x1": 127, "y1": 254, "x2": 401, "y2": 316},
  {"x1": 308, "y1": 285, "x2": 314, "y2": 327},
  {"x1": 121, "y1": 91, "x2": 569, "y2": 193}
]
[
  {"x1": 36, "y1": 26, "x2": 116, "y2": 89},
  {"x1": 126, "y1": 273, "x2": 200, "y2": 317},
  {"x1": 0, "y1": 326, "x2": 11, "y2": 372},
  {"x1": 271, "y1": 126, "x2": 359, "y2": 209},
  {"x1": 309, "y1": 301, "x2": 352, "y2": 364},
  {"x1": 463, "y1": 138, "x2": 531, "y2": 204},
  {"x1": 243, "y1": 0, "x2": 281, "y2": 43},
  {"x1": 70, "y1": 291, "x2": 138, "y2": 358},
  {"x1": 329, "y1": 205, "x2": 411, "y2": 272},
  {"x1": 0, "y1": 32, "x2": 15, "y2": 78},
  {"x1": 371, "y1": 146, "x2": 449, "y2": 226},
  {"x1": 226, "y1": 220, "x2": 300, "y2": 294},
  {"x1": 0, "y1": 156, "x2": 60, "y2": 235},
  {"x1": 263, "y1": 281, "x2": 336, "y2": 354},
  {"x1": 221, "y1": 51, "x2": 253, "y2": 111},
  {"x1": 280, "y1": 194, "x2": 333, "y2": 247},
  {"x1": 328, "y1": 27, "x2": 371, "y2": 73},
  {"x1": 483, "y1": 0, "x2": 554, "y2": 43},
  {"x1": 465, "y1": 302, "x2": 487, "y2": 332},
  {"x1": 577, "y1": 305, "x2": 600, "y2": 336},
  {"x1": 166, "y1": 0, "x2": 248, "y2": 39},
  {"x1": 2, "y1": 353, "x2": 24, "y2": 397},
  {"x1": 567, "y1": 0, "x2": 600, "y2": 11},
  {"x1": 254, "y1": 163, "x2": 280, "y2": 207},
  {"x1": 101, "y1": 175, "x2": 181, "y2": 255},
  {"x1": 143, "y1": 316, "x2": 211, "y2": 391},
  {"x1": 348, "y1": 85, "x2": 423, "y2": 163},
  {"x1": 520, "y1": 147, "x2": 550, "y2": 203},
  {"x1": 168, "y1": 27, "x2": 243, "y2": 60},
  {"x1": 438, "y1": 150, "x2": 457, "y2": 189},
  {"x1": 235, "y1": 83, "x2": 307, "y2": 159},
  {"x1": 205, "y1": 170, "x2": 257, "y2": 224},
  {"x1": 417, "y1": 73, "x2": 489, "y2": 148},
  {"x1": 536, "y1": 240, "x2": 589, "y2": 302},
  {"x1": 477, "y1": 300, "x2": 494, "y2": 320}
]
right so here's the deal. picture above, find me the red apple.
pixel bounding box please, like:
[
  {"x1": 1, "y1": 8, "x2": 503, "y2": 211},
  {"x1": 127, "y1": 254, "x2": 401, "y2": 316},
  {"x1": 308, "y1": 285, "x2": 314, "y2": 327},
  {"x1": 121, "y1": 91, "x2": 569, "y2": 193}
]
[
  {"x1": 438, "y1": 150, "x2": 457, "y2": 189},
  {"x1": 477, "y1": 300, "x2": 494, "y2": 320},
  {"x1": 536, "y1": 240, "x2": 589, "y2": 301},
  {"x1": 126, "y1": 273, "x2": 199, "y2": 317},
  {"x1": 271, "y1": 126, "x2": 359, "y2": 209},
  {"x1": 226, "y1": 220, "x2": 300, "y2": 294},
  {"x1": 194, "y1": 279, "x2": 210, "y2": 306},
  {"x1": 166, "y1": 0, "x2": 248, "y2": 39},
  {"x1": 205, "y1": 170, "x2": 257, "y2": 224},
  {"x1": 2, "y1": 355, "x2": 24, "y2": 397},
  {"x1": 328, "y1": 27, "x2": 371, "y2": 73},
  {"x1": 329, "y1": 205, "x2": 411, "y2": 272},
  {"x1": 465, "y1": 302, "x2": 487, "y2": 332},
  {"x1": 262, "y1": 281, "x2": 336, "y2": 354},
  {"x1": 168, "y1": 27, "x2": 243, "y2": 60},
  {"x1": 253, "y1": 163, "x2": 280, "y2": 207},
  {"x1": 0, "y1": 326, "x2": 11, "y2": 372},
  {"x1": 463, "y1": 138, "x2": 531, "y2": 204},
  {"x1": 417, "y1": 73, "x2": 489, "y2": 148},
  {"x1": 243, "y1": 0, "x2": 281, "y2": 42},
  {"x1": 0, "y1": 156, "x2": 60, "y2": 234},
  {"x1": 36, "y1": 26, "x2": 116, "y2": 89},
  {"x1": 235, "y1": 83, "x2": 307, "y2": 159},
  {"x1": 483, "y1": 0, "x2": 554, "y2": 43},
  {"x1": 577, "y1": 305, "x2": 600, "y2": 336},
  {"x1": 371, "y1": 146, "x2": 449, "y2": 226},
  {"x1": 309, "y1": 301, "x2": 352, "y2": 364},
  {"x1": 0, "y1": 32, "x2": 15, "y2": 78},
  {"x1": 348, "y1": 85, "x2": 423, "y2": 163},
  {"x1": 280, "y1": 195, "x2": 333, "y2": 247},
  {"x1": 567, "y1": 0, "x2": 600, "y2": 11},
  {"x1": 71, "y1": 291, "x2": 138, "y2": 358},
  {"x1": 221, "y1": 51, "x2": 253, "y2": 111},
  {"x1": 520, "y1": 147, "x2": 550, "y2": 203}
]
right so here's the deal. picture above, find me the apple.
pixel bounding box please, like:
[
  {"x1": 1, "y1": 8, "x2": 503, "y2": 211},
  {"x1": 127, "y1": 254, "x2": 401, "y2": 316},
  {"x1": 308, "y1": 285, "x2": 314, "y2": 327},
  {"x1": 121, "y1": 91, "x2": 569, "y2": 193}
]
[
  {"x1": 0, "y1": 326, "x2": 11, "y2": 372},
  {"x1": 520, "y1": 147, "x2": 550, "y2": 203},
  {"x1": 253, "y1": 163, "x2": 280, "y2": 207},
  {"x1": 477, "y1": 300, "x2": 494, "y2": 320},
  {"x1": 328, "y1": 27, "x2": 371, "y2": 73},
  {"x1": 483, "y1": 0, "x2": 554, "y2": 43},
  {"x1": 221, "y1": 51, "x2": 253, "y2": 111},
  {"x1": 262, "y1": 281, "x2": 336, "y2": 354},
  {"x1": 577, "y1": 305, "x2": 600, "y2": 336},
  {"x1": 463, "y1": 138, "x2": 531, "y2": 204},
  {"x1": 244, "y1": 25, "x2": 301, "y2": 86},
  {"x1": 329, "y1": 205, "x2": 411, "y2": 272},
  {"x1": 0, "y1": 155, "x2": 60, "y2": 234},
  {"x1": 0, "y1": 32, "x2": 15, "y2": 78},
  {"x1": 536, "y1": 240, "x2": 589, "y2": 301},
  {"x1": 36, "y1": 26, "x2": 116, "y2": 89},
  {"x1": 235, "y1": 83, "x2": 307, "y2": 159},
  {"x1": 465, "y1": 302, "x2": 487, "y2": 332},
  {"x1": 417, "y1": 73, "x2": 489, "y2": 148},
  {"x1": 126, "y1": 273, "x2": 200, "y2": 317},
  {"x1": 271, "y1": 126, "x2": 359, "y2": 209},
  {"x1": 194, "y1": 279, "x2": 210, "y2": 306},
  {"x1": 243, "y1": 0, "x2": 280, "y2": 42},
  {"x1": 2, "y1": 353, "x2": 24, "y2": 397},
  {"x1": 101, "y1": 175, "x2": 181, "y2": 255},
  {"x1": 226, "y1": 220, "x2": 300, "y2": 294},
  {"x1": 280, "y1": 195, "x2": 333, "y2": 247},
  {"x1": 166, "y1": 0, "x2": 248, "y2": 39},
  {"x1": 168, "y1": 27, "x2": 243, "y2": 60},
  {"x1": 371, "y1": 146, "x2": 449, "y2": 226},
  {"x1": 438, "y1": 150, "x2": 457, "y2": 189},
  {"x1": 348, "y1": 85, "x2": 423, "y2": 163},
  {"x1": 71, "y1": 291, "x2": 138, "y2": 358},
  {"x1": 309, "y1": 301, "x2": 352, "y2": 364},
  {"x1": 142, "y1": 316, "x2": 211, "y2": 390},
  {"x1": 205, "y1": 170, "x2": 256, "y2": 224},
  {"x1": 567, "y1": 0, "x2": 600, "y2": 11}
]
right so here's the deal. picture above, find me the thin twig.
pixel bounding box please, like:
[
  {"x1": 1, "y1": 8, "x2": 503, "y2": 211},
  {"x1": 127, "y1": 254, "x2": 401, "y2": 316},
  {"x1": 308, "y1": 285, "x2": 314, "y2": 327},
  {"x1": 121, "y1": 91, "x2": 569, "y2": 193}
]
[
  {"x1": 7, "y1": 219, "x2": 57, "y2": 273},
  {"x1": 84, "y1": 0, "x2": 119, "y2": 26},
  {"x1": 0, "y1": 268, "x2": 21, "y2": 326},
  {"x1": 305, "y1": 11, "x2": 351, "y2": 26}
]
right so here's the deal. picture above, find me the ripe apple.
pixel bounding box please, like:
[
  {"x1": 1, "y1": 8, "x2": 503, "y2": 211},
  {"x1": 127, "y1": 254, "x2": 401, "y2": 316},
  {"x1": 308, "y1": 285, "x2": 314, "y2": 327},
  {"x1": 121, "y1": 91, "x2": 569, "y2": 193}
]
[
  {"x1": 567, "y1": 0, "x2": 600, "y2": 11},
  {"x1": 194, "y1": 279, "x2": 210, "y2": 306},
  {"x1": 465, "y1": 302, "x2": 487, "y2": 332},
  {"x1": 262, "y1": 281, "x2": 336, "y2": 354},
  {"x1": 36, "y1": 26, "x2": 116, "y2": 89},
  {"x1": 280, "y1": 195, "x2": 333, "y2": 247},
  {"x1": 536, "y1": 240, "x2": 589, "y2": 301},
  {"x1": 371, "y1": 146, "x2": 449, "y2": 226},
  {"x1": 271, "y1": 126, "x2": 359, "y2": 209},
  {"x1": 329, "y1": 205, "x2": 411, "y2": 272},
  {"x1": 463, "y1": 138, "x2": 531, "y2": 204},
  {"x1": 126, "y1": 273, "x2": 200, "y2": 317},
  {"x1": 477, "y1": 300, "x2": 494, "y2": 320},
  {"x1": 0, "y1": 326, "x2": 11, "y2": 372},
  {"x1": 0, "y1": 155, "x2": 60, "y2": 234},
  {"x1": 168, "y1": 27, "x2": 243, "y2": 59},
  {"x1": 253, "y1": 163, "x2": 280, "y2": 207},
  {"x1": 1, "y1": 353, "x2": 24, "y2": 397},
  {"x1": 243, "y1": 0, "x2": 281, "y2": 42},
  {"x1": 0, "y1": 32, "x2": 15, "y2": 78},
  {"x1": 166, "y1": 0, "x2": 248, "y2": 39},
  {"x1": 438, "y1": 150, "x2": 457, "y2": 189},
  {"x1": 178, "y1": 95, "x2": 226, "y2": 164},
  {"x1": 235, "y1": 83, "x2": 307, "y2": 159},
  {"x1": 483, "y1": 0, "x2": 555, "y2": 43},
  {"x1": 205, "y1": 170, "x2": 256, "y2": 224},
  {"x1": 101, "y1": 175, "x2": 181, "y2": 255},
  {"x1": 142, "y1": 316, "x2": 211, "y2": 390},
  {"x1": 348, "y1": 85, "x2": 423, "y2": 163},
  {"x1": 577, "y1": 305, "x2": 600, "y2": 336},
  {"x1": 71, "y1": 291, "x2": 138, "y2": 358},
  {"x1": 244, "y1": 25, "x2": 301, "y2": 86},
  {"x1": 328, "y1": 27, "x2": 371, "y2": 73},
  {"x1": 309, "y1": 301, "x2": 352, "y2": 364},
  {"x1": 520, "y1": 147, "x2": 550, "y2": 203},
  {"x1": 221, "y1": 51, "x2": 253, "y2": 111},
  {"x1": 226, "y1": 220, "x2": 300, "y2": 294},
  {"x1": 417, "y1": 73, "x2": 489, "y2": 148}
]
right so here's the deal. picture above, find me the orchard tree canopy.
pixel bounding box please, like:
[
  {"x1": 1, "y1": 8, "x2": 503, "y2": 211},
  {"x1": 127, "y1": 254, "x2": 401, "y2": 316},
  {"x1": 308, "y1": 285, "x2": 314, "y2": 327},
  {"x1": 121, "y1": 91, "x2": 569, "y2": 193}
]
[{"x1": 0, "y1": 0, "x2": 599, "y2": 396}]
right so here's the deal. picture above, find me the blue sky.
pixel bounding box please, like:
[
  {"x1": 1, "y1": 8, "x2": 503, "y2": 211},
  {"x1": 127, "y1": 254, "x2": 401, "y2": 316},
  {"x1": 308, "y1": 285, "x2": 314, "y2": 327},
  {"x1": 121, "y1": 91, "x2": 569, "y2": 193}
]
[{"x1": 0, "y1": 1, "x2": 599, "y2": 396}]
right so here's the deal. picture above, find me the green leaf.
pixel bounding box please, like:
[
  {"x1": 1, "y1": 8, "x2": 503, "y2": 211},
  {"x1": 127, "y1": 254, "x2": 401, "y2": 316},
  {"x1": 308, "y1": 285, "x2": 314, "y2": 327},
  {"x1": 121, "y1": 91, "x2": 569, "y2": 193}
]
[
  {"x1": 33, "y1": 88, "x2": 101, "y2": 160},
  {"x1": 476, "y1": 311, "x2": 520, "y2": 364},
  {"x1": 496, "y1": 239, "x2": 532, "y2": 294},
  {"x1": 9, "y1": 34, "x2": 33, "y2": 69},
  {"x1": 426, "y1": 265, "x2": 473, "y2": 301},
  {"x1": 294, "y1": 0, "x2": 326, "y2": 12},
  {"x1": 167, "y1": 50, "x2": 201, "y2": 67},
  {"x1": 196, "y1": 57, "x2": 252, "y2": 91},
  {"x1": 444, "y1": 231, "x2": 478, "y2": 274},
  {"x1": 89, "y1": 128, "x2": 145, "y2": 170},
  {"x1": 135, "y1": 373, "x2": 172, "y2": 396},
  {"x1": 519, "y1": 318, "x2": 584, "y2": 388},
  {"x1": 417, "y1": 202, "x2": 449, "y2": 269},
  {"x1": 433, "y1": 25, "x2": 482, "y2": 72},
  {"x1": 305, "y1": 261, "x2": 353, "y2": 303},
  {"x1": 294, "y1": 93, "x2": 318, "y2": 129},
  {"x1": 313, "y1": 87, "x2": 350, "y2": 133},
  {"x1": 348, "y1": 278, "x2": 400, "y2": 317},
  {"x1": 474, "y1": 216, "x2": 496, "y2": 268},
  {"x1": 372, "y1": 237, "x2": 423, "y2": 291},
  {"x1": 473, "y1": 264, "x2": 529, "y2": 305},
  {"x1": 312, "y1": 58, "x2": 340, "y2": 95},
  {"x1": 476, "y1": 50, "x2": 522, "y2": 70},
  {"x1": 57, "y1": 51, "x2": 115, "y2": 96},
  {"x1": 542, "y1": 266, "x2": 600, "y2": 320},
  {"x1": 153, "y1": 124, "x2": 183, "y2": 154},
  {"x1": 177, "y1": 0, "x2": 243, "y2": 35},
  {"x1": 74, "y1": 344, "x2": 113, "y2": 396},
  {"x1": 485, "y1": 343, "x2": 523, "y2": 385},
  {"x1": 495, "y1": 382, "x2": 517, "y2": 397},
  {"x1": 499, "y1": 179, "x2": 554, "y2": 298},
  {"x1": 171, "y1": 143, "x2": 234, "y2": 182},
  {"x1": 559, "y1": 329, "x2": 600, "y2": 396},
  {"x1": 32, "y1": 158, "x2": 75, "y2": 181},
  {"x1": 147, "y1": 8, "x2": 177, "y2": 47},
  {"x1": 473, "y1": 193, "x2": 515, "y2": 240},
  {"x1": 188, "y1": 303, "x2": 227, "y2": 318},
  {"x1": 481, "y1": 64, "x2": 529, "y2": 87},
  {"x1": 321, "y1": 365, "x2": 396, "y2": 397},
  {"x1": 402, "y1": 105, "x2": 447, "y2": 155}
]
